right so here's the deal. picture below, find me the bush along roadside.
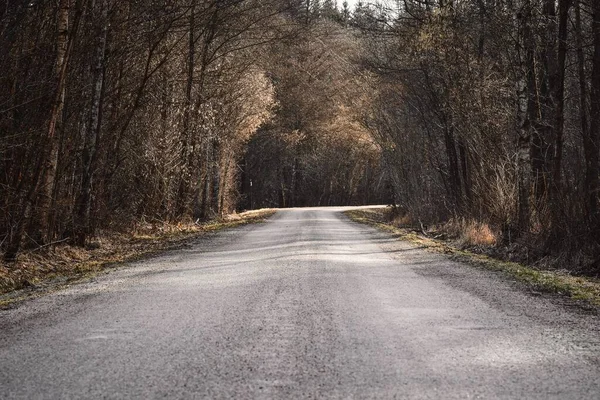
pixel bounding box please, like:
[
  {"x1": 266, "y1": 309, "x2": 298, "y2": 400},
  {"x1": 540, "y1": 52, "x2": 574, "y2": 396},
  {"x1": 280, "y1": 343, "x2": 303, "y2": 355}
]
[
  {"x1": 0, "y1": 209, "x2": 276, "y2": 304},
  {"x1": 345, "y1": 208, "x2": 600, "y2": 309}
]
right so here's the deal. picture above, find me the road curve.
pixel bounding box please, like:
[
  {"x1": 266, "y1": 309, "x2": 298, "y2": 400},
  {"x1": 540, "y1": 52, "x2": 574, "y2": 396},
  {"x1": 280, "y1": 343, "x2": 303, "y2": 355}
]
[{"x1": 1, "y1": 207, "x2": 599, "y2": 399}]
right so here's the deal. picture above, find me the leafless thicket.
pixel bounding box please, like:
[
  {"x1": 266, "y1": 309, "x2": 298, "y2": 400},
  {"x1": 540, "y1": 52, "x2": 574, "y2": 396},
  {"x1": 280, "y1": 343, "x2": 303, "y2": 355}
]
[
  {"x1": 1, "y1": 1, "x2": 384, "y2": 261},
  {"x1": 243, "y1": 13, "x2": 385, "y2": 209},
  {"x1": 0, "y1": 0, "x2": 291, "y2": 260},
  {"x1": 355, "y1": 0, "x2": 600, "y2": 271},
  {"x1": 2, "y1": 0, "x2": 599, "y2": 272}
]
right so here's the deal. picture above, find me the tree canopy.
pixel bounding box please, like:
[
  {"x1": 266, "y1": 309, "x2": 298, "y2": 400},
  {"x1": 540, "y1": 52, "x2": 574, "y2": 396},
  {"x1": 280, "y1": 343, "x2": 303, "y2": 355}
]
[{"x1": 1, "y1": 0, "x2": 599, "y2": 272}]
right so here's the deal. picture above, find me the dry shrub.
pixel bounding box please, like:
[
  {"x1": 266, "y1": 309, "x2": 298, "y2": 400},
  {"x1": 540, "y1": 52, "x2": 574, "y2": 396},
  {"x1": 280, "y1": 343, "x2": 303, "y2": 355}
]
[
  {"x1": 131, "y1": 218, "x2": 201, "y2": 240},
  {"x1": 392, "y1": 213, "x2": 414, "y2": 227},
  {"x1": 387, "y1": 207, "x2": 414, "y2": 227},
  {"x1": 0, "y1": 210, "x2": 275, "y2": 296},
  {"x1": 444, "y1": 218, "x2": 499, "y2": 248}
]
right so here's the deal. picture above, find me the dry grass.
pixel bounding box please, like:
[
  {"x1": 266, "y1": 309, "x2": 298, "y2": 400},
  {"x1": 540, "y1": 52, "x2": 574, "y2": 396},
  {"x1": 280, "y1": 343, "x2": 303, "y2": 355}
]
[
  {"x1": 391, "y1": 212, "x2": 413, "y2": 227},
  {"x1": 443, "y1": 218, "x2": 499, "y2": 247},
  {"x1": 0, "y1": 209, "x2": 276, "y2": 299},
  {"x1": 345, "y1": 207, "x2": 600, "y2": 308}
]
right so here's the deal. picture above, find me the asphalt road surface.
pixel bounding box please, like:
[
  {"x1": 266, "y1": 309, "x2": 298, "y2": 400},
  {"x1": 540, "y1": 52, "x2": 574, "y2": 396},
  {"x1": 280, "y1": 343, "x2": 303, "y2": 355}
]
[{"x1": 1, "y1": 207, "x2": 600, "y2": 399}]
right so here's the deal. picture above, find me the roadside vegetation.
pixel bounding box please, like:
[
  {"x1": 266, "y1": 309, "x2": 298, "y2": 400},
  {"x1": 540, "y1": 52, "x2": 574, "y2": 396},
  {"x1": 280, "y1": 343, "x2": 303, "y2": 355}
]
[
  {"x1": 0, "y1": 1, "x2": 387, "y2": 267},
  {"x1": 0, "y1": 209, "x2": 274, "y2": 299},
  {"x1": 346, "y1": 208, "x2": 600, "y2": 308},
  {"x1": 2, "y1": 1, "x2": 600, "y2": 283}
]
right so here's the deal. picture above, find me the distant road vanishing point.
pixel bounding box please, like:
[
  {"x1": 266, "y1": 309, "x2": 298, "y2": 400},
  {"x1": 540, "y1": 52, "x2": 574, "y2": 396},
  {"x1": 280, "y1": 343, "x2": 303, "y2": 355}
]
[{"x1": 1, "y1": 207, "x2": 600, "y2": 399}]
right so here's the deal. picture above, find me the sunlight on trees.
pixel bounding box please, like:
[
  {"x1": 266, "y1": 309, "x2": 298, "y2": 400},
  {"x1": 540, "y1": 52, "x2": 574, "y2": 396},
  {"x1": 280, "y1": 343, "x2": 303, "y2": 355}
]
[
  {"x1": 1, "y1": 0, "x2": 599, "y2": 272},
  {"x1": 355, "y1": 0, "x2": 600, "y2": 270}
]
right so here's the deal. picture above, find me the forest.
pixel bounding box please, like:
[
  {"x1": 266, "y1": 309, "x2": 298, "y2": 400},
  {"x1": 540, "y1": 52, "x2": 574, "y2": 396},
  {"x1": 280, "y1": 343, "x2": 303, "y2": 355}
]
[{"x1": 1, "y1": 0, "x2": 599, "y2": 274}]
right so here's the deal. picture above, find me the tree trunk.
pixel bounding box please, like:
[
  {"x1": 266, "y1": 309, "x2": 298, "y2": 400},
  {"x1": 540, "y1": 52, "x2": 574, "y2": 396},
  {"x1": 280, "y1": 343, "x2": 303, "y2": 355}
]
[
  {"x1": 3, "y1": 0, "x2": 81, "y2": 261},
  {"x1": 458, "y1": 138, "x2": 471, "y2": 212},
  {"x1": 548, "y1": 0, "x2": 571, "y2": 236},
  {"x1": 575, "y1": 0, "x2": 589, "y2": 147},
  {"x1": 200, "y1": 139, "x2": 214, "y2": 220},
  {"x1": 587, "y1": 0, "x2": 600, "y2": 229},
  {"x1": 516, "y1": 0, "x2": 537, "y2": 236},
  {"x1": 530, "y1": 0, "x2": 557, "y2": 210},
  {"x1": 73, "y1": 0, "x2": 108, "y2": 247},
  {"x1": 37, "y1": 0, "x2": 72, "y2": 244},
  {"x1": 552, "y1": 0, "x2": 570, "y2": 187},
  {"x1": 444, "y1": 123, "x2": 462, "y2": 211},
  {"x1": 575, "y1": 0, "x2": 594, "y2": 225},
  {"x1": 219, "y1": 154, "x2": 231, "y2": 217},
  {"x1": 175, "y1": 2, "x2": 196, "y2": 218}
]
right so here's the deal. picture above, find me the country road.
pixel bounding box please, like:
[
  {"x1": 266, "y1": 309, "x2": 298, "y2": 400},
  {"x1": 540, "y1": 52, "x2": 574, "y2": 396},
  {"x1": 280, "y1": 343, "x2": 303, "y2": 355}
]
[{"x1": 1, "y1": 207, "x2": 599, "y2": 399}]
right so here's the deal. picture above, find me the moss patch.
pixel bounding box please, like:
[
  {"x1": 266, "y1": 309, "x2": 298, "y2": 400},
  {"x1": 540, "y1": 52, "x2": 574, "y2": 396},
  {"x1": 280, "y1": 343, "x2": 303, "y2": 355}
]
[{"x1": 345, "y1": 208, "x2": 600, "y2": 308}]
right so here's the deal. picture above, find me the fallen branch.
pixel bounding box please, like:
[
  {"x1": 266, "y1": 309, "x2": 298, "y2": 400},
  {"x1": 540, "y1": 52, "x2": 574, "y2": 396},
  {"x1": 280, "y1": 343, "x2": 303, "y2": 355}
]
[
  {"x1": 419, "y1": 219, "x2": 429, "y2": 237},
  {"x1": 26, "y1": 237, "x2": 71, "y2": 254}
]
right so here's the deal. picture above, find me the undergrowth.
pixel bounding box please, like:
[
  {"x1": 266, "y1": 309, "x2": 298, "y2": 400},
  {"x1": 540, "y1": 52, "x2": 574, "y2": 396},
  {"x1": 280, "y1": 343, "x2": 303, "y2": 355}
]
[
  {"x1": 0, "y1": 209, "x2": 275, "y2": 299},
  {"x1": 345, "y1": 207, "x2": 600, "y2": 308}
]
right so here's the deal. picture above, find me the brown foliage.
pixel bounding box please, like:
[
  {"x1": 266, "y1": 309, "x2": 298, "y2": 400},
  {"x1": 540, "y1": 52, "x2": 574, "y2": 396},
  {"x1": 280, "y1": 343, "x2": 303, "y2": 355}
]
[{"x1": 355, "y1": 0, "x2": 600, "y2": 273}]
